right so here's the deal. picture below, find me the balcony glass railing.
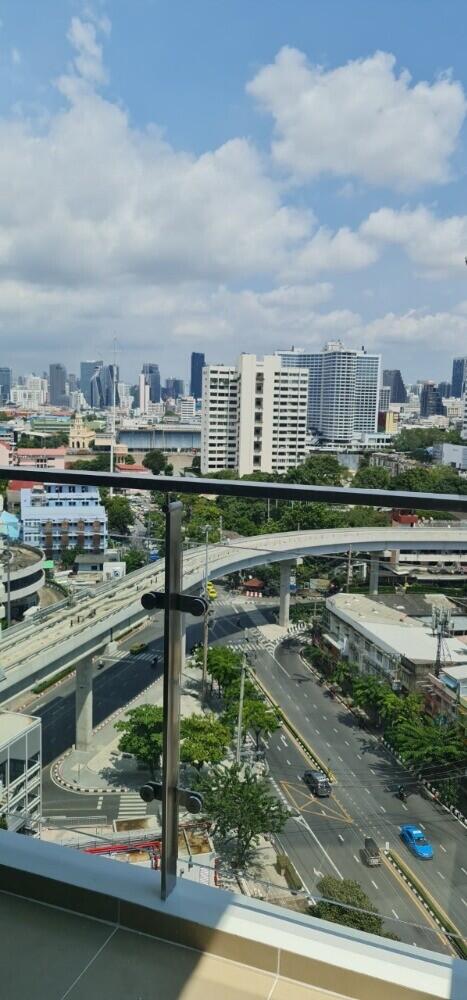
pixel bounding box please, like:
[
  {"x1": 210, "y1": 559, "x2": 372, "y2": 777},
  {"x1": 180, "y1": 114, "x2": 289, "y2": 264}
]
[{"x1": 0, "y1": 464, "x2": 466, "y2": 985}]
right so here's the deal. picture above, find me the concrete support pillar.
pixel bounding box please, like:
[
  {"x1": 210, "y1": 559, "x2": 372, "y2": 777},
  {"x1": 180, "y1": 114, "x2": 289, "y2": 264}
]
[
  {"x1": 181, "y1": 614, "x2": 186, "y2": 673},
  {"x1": 369, "y1": 554, "x2": 380, "y2": 597},
  {"x1": 279, "y1": 561, "x2": 293, "y2": 628},
  {"x1": 75, "y1": 660, "x2": 93, "y2": 751}
]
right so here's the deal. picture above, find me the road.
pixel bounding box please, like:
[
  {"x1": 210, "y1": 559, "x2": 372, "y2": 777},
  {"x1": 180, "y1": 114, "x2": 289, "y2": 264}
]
[{"x1": 27, "y1": 590, "x2": 464, "y2": 953}]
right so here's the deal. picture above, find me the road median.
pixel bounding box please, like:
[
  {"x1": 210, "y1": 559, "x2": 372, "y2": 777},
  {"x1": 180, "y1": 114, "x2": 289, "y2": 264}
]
[{"x1": 385, "y1": 849, "x2": 465, "y2": 959}]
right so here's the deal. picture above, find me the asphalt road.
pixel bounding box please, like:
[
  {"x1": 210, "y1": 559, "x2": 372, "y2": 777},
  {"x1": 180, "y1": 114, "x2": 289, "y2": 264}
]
[{"x1": 22, "y1": 590, "x2": 464, "y2": 952}]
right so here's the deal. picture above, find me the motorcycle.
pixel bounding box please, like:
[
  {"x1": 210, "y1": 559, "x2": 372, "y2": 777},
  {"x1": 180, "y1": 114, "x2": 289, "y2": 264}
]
[{"x1": 397, "y1": 787, "x2": 407, "y2": 803}]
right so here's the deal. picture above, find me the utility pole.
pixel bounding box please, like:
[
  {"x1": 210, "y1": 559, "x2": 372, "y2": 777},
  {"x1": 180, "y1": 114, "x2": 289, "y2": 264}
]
[
  {"x1": 236, "y1": 654, "x2": 246, "y2": 765},
  {"x1": 202, "y1": 525, "x2": 210, "y2": 703},
  {"x1": 109, "y1": 337, "x2": 117, "y2": 497},
  {"x1": 219, "y1": 515, "x2": 223, "y2": 543},
  {"x1": 432, "y1": 606, "x2": 452, "y2": 678},
  {"x1": 346, "y1": 545, "x2": 352, "y2": 592},
  {"x1": 5, "y1": 536, "x2": 11, "y2": 627}
]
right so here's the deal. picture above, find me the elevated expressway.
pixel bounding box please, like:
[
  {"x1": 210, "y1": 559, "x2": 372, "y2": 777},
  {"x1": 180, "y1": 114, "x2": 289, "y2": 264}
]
[{"x1": 1, "y1": 526, "x2": 466, "y2": 715}]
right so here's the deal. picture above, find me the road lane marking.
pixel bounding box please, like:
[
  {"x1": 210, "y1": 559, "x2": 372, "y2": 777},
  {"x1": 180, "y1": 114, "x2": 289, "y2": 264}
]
[
  {"x1": 353, "y1": 854, "x2": 360, "y2": 863},
  {"x1": 338, "y1": 834, "x2": 344, "y2": 843},
  {"x1": 295, "y1": 815, "x2": 344, "y2": 879},
  {"x1": 280, "y1": 735, "x2": 288, "y2": 747},
  {"x1": 315, "y1": 729, "x2": 320, "y2": 735},
  {"x1": 344, "y1": 741, "x2": 350, "y2": 746},
  {"x1": 313, "y1": 704, "x2": 317, "y2": 709},
  {"x1": 462, "y1": 899, "x2": 467, "y2": 907},
  {"x1": 462, "y1": 868, "x2": 467, "y2": 876},
  {"x1": 97, "y1": 796, "x2": 103, "y2": 810},
  {"x1": 297, "y1": 774, "x2": 302, "y2": 780},
  {"x1": 371, "y1": 880, "x2": 379, "y2": 890},
  {"x1": 326, "y1": 742, "x2": 331, "y2": 747},
  {"x1": 322, "y1": 715, "x2": 327, "y2": 720},
  {"x1": 286, "y1": 759, "x2": 292, "y2": 766},
  {"x1": 370, "y1": 768, "x2": 375, "y2": 774},
  {"x1": 380, "y1": 805, "x2": 386, "y2": 813},
  {"x1": 392, "y1": 909, "x2": 399, "y2": 920},
  {"x1": 313, "y1": 867, "x2": 324, "y2": 878},
  {"x1": 437, "y1": 871, "x2": 445, "y2": 880},
  {"x1": 333, "y1": 728, "x2": 338, "y2": 733},
  {"x1": 349, "y1": 770, "x2": 355, "y2": 776},
  {"x1": 419, "y1": 823, "x2": 425, "y2": 829},
  {"x1": 440, "y1": 845, "x2": 447, "y2": 853},
  {"x1": 357, "y1": 754, "x2": 362, "y2": 760},
  {"x1": 401, "y1": 803, "x2": 408, "y2": 811},
  {"x1": 365, "y1": 788, "x2": 370, "y2": 794}
]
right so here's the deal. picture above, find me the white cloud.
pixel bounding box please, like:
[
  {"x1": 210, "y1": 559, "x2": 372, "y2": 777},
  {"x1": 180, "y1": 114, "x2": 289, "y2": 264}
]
[
  {"x1": 347, "y1": 307, "x2": 467, "y2": 351},
  {"x1": 247, "y1": 48, "x2": 466, "y2": 190},
  {"x1": 361, "y1": 206, "x2": 467, "y2": 276},
  {"x1": 11, "y1": 47, "x2": 21, "y2": 66},
  {"x1": 283, "y1": 225, "x2": 378, "y2": 280},
  {"x1": 67, "y1": 16, "x2": 108, "y2": 85}
]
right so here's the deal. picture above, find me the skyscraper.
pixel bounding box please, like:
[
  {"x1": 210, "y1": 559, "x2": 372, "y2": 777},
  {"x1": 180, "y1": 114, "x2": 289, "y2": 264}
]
[
  {"x1": 142, "y1": 363, "x2": 161, "y2": 403},
  {"x1": 383, "y1": 369, "x2": 407, "y2": 404},
  {"x1": 80, "y1": 361, "x2": 103, "y2": 405},
  {"x1": 0, "y1": 368, "x2": 12, "y2": 404},
  {"x1": 277, "y1": 342, "x2": 380, "y2": 443},
  {"x1": 164, "y1": 378, "x2": 185, "y2": 399},
  {"x1": 420, "y1": 382, "x2": 444, "y2": 418},
  {"x1": 438, "y1": 381, "x2": 451, "y2": 399},
  {"x1": 190, "y1": 352, "x2": 205, "y2": 399},
  {"x1": 49, "y1": 363, "x2": 67, "y2": 406},
  {"x1": 451, "y1": 357, "x2": 467, "y2": 398},
  {"x1": 90, "y1": 364, "x2": 119, "y2": 409}
]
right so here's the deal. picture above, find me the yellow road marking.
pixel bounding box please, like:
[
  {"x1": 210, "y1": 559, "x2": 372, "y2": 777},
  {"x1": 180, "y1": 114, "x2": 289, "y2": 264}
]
[
  {"x1": 381, "y1": 854, "x2": 456, "y2": 956},
  {"x1": 280, "y1": 780, "x2": 353, "y2": 824}
]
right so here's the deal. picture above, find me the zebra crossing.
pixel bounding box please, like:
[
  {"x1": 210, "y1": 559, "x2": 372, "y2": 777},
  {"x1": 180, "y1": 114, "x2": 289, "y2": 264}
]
[
  {"x1": 117, "y1": 792, "x2": 148, "y2": 820},
  {"x1": 227, "y1": 634, "x2": 277, "y2": 656}
]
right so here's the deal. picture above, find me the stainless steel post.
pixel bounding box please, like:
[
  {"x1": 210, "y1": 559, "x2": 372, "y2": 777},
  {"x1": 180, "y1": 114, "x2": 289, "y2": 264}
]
[
  {"x1": 236, "y1": 655, "x2": 246, "y2": 765},
  {"x1": 161, "y1": 500, "x2": 183, "y2": 900}
]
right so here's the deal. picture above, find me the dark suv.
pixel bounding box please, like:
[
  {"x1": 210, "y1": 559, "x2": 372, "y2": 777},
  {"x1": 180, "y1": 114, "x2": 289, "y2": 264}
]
[{"x1": 303, "y1": 770, "x2": 331, "y2": 797}]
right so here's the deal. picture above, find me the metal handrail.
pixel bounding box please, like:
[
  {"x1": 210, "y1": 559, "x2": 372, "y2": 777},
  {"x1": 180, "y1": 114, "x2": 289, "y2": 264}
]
[{"x1": 0, "y1": 465, "x2": 466, "y2": 512}]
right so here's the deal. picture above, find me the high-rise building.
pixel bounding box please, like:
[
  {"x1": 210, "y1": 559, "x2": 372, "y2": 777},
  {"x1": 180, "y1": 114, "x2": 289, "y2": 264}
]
[
  {"x1": 0, "y1": 368, "x2": 12, "y2": 404},
  {"x1": 201, "y1": 355, "x2": 308, "y2": 476},
  {"x1": 420, "y1": 381, "x2": 444, "y2": 418},
  {"x1": 90, "y1": 364, "x2": 119, "y2": 409},
  {"x1": 49, "y1": 364, "x2": 68, "y2": 407},
  {"x1": 438, "y1": 381, "x2": 451, "y2": 399},
  {"x1": 68, "y1": 373, "x2": 78, "y2": 393},
  {"x1": 138, "y1": 373, "x2": 150, "y2": 415},
  {"x1": 379, "y1": 386, "x2": 391, "y2": 412},
  {"x1": 142, "y1": 363, "x2": 161, "y2": 403},
  {"x1": 275, "y1": 348, "x2": 323, "y2": 431},
  {"x1": 164, "y1": 377, "x2": 185, "y2": 400},
  {"x1": 382, "y1": 369, "x2": 407, "y2": 404},
  {"x1": 277, "y1": 342, "x2": 380, "y2": 442},
  {"x1": 451, "y1": 356, "x2": 467, "y2": 398},
  {"x1": 190, "y1": 352, "x2": 205, "y2": 399},
  {"x1": 462, "y1": 388, "x2": 467, "y2": 441},
  {"x1": 21, "y1": 483, "x2": 107, "y2": 556},
  {"x1": 177, "y1": 396, "x2": 197, "y2": 422},
  {"x1": 80, "y1": 361, "x2": 103, "y2": 405}
]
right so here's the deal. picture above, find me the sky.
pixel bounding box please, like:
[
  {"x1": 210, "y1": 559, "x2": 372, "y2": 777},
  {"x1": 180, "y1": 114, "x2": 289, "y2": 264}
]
[{"x1": 0, "y1": 0, "x2": 467, "y2": 384}]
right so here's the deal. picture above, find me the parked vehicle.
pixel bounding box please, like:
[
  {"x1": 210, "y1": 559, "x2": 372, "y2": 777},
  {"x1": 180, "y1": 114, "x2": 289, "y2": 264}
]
[
  {"x1": 303, "y1": 770, "x2": 331, "y2": 797},
  {"x1": 400, "y1": 824, "x2": 433, "y2": 860},
  {"x1": 363, "y1": 837, "x2": 381, "y2": 866},
  {"x1": 130, "y1": 641, "x2": 149, "y2": 656}
]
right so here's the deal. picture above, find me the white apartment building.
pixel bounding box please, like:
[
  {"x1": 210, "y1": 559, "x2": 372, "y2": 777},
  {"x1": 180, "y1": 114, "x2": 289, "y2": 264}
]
[
  {"x1": 176, "y1": 396, "x2": 198, "y2": 422},
  {"x1": 10, "y1": 375, "x2": 48, "y2": 408},
  {"x1": 201, "y1": 355, "x2": 308, "y2": 476},
  {"x1": 276, "y1": 341, "x2": 381, "y2": 444},
  {"x1": 462, "y1": 389, "x2": 467, "y2": 441},
  {"x1": 0, "y1": 712, "x2": 42, "y2": 832}
]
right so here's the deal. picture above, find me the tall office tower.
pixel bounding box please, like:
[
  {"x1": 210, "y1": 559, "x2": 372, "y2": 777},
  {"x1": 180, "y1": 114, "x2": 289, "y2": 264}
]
[
  {"x1": 354, "y1": 351, "x2": 381, "y2": 435},
  {"x1": 379, "y1": 386, "x2": 391, "y2": 412},
  {"x1": 420, "y1": 381, "x2": 444, "y2": 418},
  {"x1": 49, "y1": 363, "x2": 68, "y2": 406},
  {"x1": 80, "y1": 360, "x2": 103, "y2": 405},
  {"x1": 201, "y1": 355, "x2": 308, "y2": 476},
  {"x1": 190, "y1": 352, "x2": 205, "y2": 399},
  {"x1": 383, "y1": 369, "x2": 407, "y2": 404},
  {"x1": 68, "y1": 373, "x2": 78, "y2": 393},
  {"x1": 438, "y1": 381, "x2": 451, "y2": 399},
  {"x1": 164, "y1": 377, "x2": 185, "y2": 400},
  {"x1": 451, "y1": 357, "x2": 467, "y2": 398},
  {"x1": 0, "y1": 367, "x2": 12, "y2": 404},
  {"x1": 90, "y1": 364, "x2": 119, "y2": 409},
  {"x1": 138, "y1": 373, "x2": 150, "y2": 415},
  {"x1": 462, "y1": 388, "x2": 467, "y2": 441},
  {"x1": 142, "y1": 363, "x2": 161, "y2": 403},
  {"x1": 275, "y1": 348, "x2": 323, "y2": 431}
]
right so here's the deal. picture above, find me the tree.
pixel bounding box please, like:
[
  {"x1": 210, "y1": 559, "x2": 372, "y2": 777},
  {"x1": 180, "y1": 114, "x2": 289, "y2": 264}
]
[
  {"x1": 124, "y1": 547, "x2": 146, "y2": 573},
  {"x1": 60, "y1": 545, "x2": 83, "y2": 569},
  {"x1": 197, "y1": 763, "x2": 289, "y2": 867},
  {"x1": 0, "y1": 813, "x2": 7, "y2": 830},
  {"x1": 237, "y1": 699, "x2": 281, "y2": 750},
  {"x1": 192, "y1": 645, "x2": 242, "y2": 696},
  {"x1": 180, "y1": 714, "x2": 230, "y2": 770},
  {"x1": 312, "y1": 877, "x2": 395, "y2": 938},
  {"x1": 103, "y1": 495, "x2": 135, "y2": 535},
  {"x1": 115, "y1": 704, "x2": 163, "y2": 776},
  {"x1": 352, "y1": 466, "x2": 392, "y2": 491},
  {"x1": 143, "y1": 450, "x2": 169, "y2": 475},
  {"x1": 119, "y1": 454, "x2": 135, "y2": 465}
]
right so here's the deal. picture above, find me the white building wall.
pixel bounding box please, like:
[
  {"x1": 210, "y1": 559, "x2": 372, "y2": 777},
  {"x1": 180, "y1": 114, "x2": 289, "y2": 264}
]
[{"x1": 201, "y1": 365, "x2": 239, "y2": 474}]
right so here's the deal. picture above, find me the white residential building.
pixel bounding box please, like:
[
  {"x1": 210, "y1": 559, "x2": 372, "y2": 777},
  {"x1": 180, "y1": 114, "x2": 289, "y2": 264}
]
[
  {"x1": 21, "y1": 483, "x2": 108, "y2": 557},
  {"x1": 0, "y1": 712, "x2": 42, "y2": 833},
  {"x1": 462, "y1": 388, "x2": 467, "y2": 441},
  {"x1": 176, "y1": 396, "x2": 197, "y2": 422},
  {"x1": 277, "y1": 341, "x2": 380, "y2": 444},
  {"x1": 201, "y1": 355, "x2": 308, "y2": 476},
  {"x1": 10, "y1": 375, "x2": 48, "y2": 408}
]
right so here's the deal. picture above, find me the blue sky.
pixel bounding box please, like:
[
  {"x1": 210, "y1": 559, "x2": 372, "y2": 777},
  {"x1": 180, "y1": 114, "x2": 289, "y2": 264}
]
[{"x1": 0, "y1": 0, "x2": 466, "y2": 383}]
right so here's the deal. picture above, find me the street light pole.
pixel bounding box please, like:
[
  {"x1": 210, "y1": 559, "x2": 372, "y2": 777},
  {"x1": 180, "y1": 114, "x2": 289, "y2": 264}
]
[
  {"x1": 236, "y1": 654, "x2": 246, "y2": 765},
  {"x1": 202, "y1": 525, "x2": 210, "y2": 703}
]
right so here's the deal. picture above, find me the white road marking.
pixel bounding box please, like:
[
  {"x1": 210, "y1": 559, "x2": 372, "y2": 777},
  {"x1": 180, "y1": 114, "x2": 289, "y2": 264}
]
[
  {"x1": 365, "y1": 788, "x2": 370, "y2": 794},
  {"x1": 337, "y1": 755, "x2": 343, "y2": 762},
  {"x1": 357, "y1": 754, "x2": 362, "y2": 760},
  {"x1": 437, "y1": 871, "x2": 445, "y2": 880},
  {"x1": 370, "y1": 768, "x2": 375, "y2": 774},
  {"x1": 322, "y1": 715, "x2": 327, "y2": 720},
  {"x1": 97, "y1": 796, "x2": 103, "y2": 810},
  {"x1": 286, "y1": 759, "x2": 292, "y2": 766},
  {"x1": 392, "y1": 910, "x2": 399, "y2": 920},
  {"x1": 371, "y1": 880, "x2": 379, "y2": 890},
  {"x1": 344, "y1": 740, "x2": 350, "y2": 746},
  {"x1": 380, "y1": 805, "x2": 386, "y2": 813},
  {"x1": 353, "y1": 854, "x2": 360, "y2": 864},
  {"x1": 280, "y1": 735, "x2": 288, "y2": 747},
  {"x1": 440, "y1": 845, "x2": 447, "y2": 853},
  {"x1": 333, "y1": 728, "x2": 338, "y2": 733},
  {"x1": 315, "y1": 729, "x2": 320, "y2": 735},
  {"x1": 313, "y1": 868, "x2": 324, "y2": 878},
  {"x1": 297, "y1": 774, "x2": 302, "y2": 781},
  {"x1": 349, "y1": 770, "x2": 356, "y2": 777},
  {"x1": 326, "y1": 742, "x2": 331, "y2": 748},
  {"x1": 297, "y1": 815, "x2": 344, "y2": 879},
  {"x1": 462, "y1": 868, "x2": 467, "y2": 876},
  {"x1": 338, "y1": 834, "x2": 344, "y2": 843},
  {"x1": 313, "y1": 704, "x2": 318, "y2": 709},
  {"x1": 462, "y1": 899, "x2": 467, "y2": 907},
  {"x1": 419, "y1": 823, "x2": 425, "y2": 829},
  {"x1": 304, "y1": 693, "x2": 308, "y2": 698},
  {"x1": 401, "y1": 803, "x2": 408, "y2": 811}
]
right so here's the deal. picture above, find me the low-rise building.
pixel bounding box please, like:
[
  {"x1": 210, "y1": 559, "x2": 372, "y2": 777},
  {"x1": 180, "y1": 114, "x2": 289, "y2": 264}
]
[
  {"x1": 20, "y1": 483, "x2": 108, "y2": 558},
  {"x1": 0, "y1": 443, "x2": 66, "y2": 470},
  {"x1": 69, "y1": 413, "x2": 95, "y2": 451},
  {"x1": 432, "y1": 442, "x2": 467, "y2": 471},
  {"x1": 325, "y1": 592, "x2": 467, "y2": 692},
  {"x1": 0, "y1": 712, "x2": 41, "y2": 832},
  {"x1": 424, "y1": 664, "x2": 467, "y2": 738}
]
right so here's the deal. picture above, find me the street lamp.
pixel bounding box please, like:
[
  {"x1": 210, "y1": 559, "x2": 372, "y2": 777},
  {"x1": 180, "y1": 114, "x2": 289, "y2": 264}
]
[{"x1": 202, "y1": 525, "x2": 210, "y2": 703}]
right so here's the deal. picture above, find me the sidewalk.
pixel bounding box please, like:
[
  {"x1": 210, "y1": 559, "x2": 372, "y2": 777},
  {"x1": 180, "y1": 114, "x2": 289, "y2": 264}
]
[{"x1": 52, "y1": 663, "x2": 204, "y2": 794}]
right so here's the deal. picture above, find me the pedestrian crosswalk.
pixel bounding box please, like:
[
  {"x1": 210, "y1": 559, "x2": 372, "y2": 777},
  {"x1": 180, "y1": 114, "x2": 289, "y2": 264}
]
[
  {"x1": 227, "y1": 634, "x2": 277, "y2": 656},
  {"x1": 117, "y1": 792, "x2": 148, "y2": 820}
]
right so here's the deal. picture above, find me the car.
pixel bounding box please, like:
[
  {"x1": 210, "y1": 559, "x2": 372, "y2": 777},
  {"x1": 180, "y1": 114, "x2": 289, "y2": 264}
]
[
  {"x1": 363, "y1": 837, "x2": 381, "y2": 866},
  {"x1": 400, "y1": 824, "x2": 433, "y2": 860},
  {"x1": 303, "y1": 770, "x2": 331, "y2": 797}
]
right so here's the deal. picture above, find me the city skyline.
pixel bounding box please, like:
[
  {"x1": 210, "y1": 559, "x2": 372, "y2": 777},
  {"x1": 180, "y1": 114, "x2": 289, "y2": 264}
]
[{"x1": 0, "y1": 4, "x2": 466, "y2": 378}]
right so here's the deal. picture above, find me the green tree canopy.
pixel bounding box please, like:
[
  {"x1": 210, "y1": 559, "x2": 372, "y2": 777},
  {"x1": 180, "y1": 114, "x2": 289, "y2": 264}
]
[
  {"x1": 124, "y1": 547, "x2": 146, "y2": 573},
  {"x1": 143, "y1": 450, "x2": 170, "y2": 475},
  {"x1": 102, "y1": 494, "x2": 135, "y2": 535},
  {"x1": 352, "y1": 465, "x2": 392, "y2": 490},
  {"x1": 312, "y1": 877, "x2": 392, "y2": 938},
  {"x1": 224, "y1": 698, "x2": 281, "y2": 750},
  {"x1": 115, "y1": 704, "x2": 163, "y2": 776},
  {"x1": 180, "y1": 714, "x2": 230, "y2": 770},
  {"x1": 197, "y1": 763, "x2": 289, "y2": 867}
]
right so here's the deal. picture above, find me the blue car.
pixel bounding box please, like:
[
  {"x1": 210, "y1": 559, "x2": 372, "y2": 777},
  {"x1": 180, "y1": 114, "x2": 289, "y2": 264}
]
[{"x1": 400, "y1": 824, "x2": 433, "y2": 860}]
